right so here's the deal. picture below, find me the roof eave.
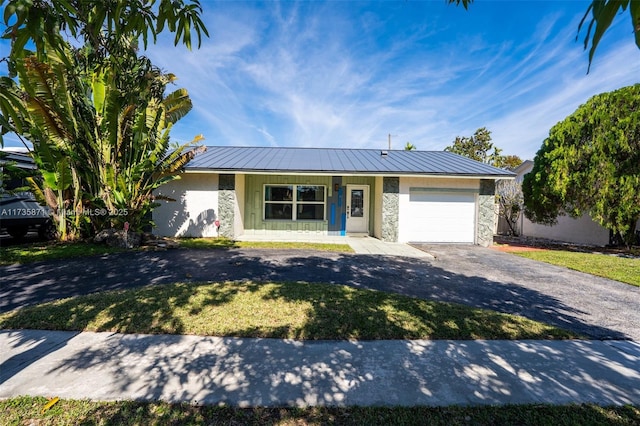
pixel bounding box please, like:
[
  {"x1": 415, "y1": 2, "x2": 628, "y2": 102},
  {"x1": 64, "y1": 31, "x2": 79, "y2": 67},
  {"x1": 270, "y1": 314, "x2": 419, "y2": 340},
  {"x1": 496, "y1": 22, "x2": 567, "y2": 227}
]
[{"x1": 184, "y1": 168, "x2": 515, "y2": 179}]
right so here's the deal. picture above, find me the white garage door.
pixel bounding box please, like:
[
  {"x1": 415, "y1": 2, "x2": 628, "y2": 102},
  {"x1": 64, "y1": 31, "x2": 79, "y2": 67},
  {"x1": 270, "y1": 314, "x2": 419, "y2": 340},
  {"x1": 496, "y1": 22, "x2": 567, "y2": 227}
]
[{"x1": 407, "y1": 191, "x2": 476, "y2": 243}]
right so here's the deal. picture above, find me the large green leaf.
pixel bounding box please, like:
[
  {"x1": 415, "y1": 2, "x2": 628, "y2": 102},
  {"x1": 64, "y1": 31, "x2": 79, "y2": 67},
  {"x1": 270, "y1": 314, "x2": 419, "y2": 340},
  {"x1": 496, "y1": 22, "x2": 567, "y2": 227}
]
[
  {"x1": 91, "y1": 71, "x2": 107, "y2": 114},
  {"x1": 40, "y1": 156, "x2": 72, "y2": 192},
  {"x1": 0, "y1": 77, "x2": 28, "y2": 141},
  {"x1": 162, "y1": 88, "x2": 193, "y2": 125}
]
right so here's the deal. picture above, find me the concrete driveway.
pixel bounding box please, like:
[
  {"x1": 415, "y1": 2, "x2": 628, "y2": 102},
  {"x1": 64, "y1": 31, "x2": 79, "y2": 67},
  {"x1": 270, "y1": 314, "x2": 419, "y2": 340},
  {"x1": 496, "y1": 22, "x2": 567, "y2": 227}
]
[{"x1": 1, "y1": 245, "x2": 638, "y2": 340}]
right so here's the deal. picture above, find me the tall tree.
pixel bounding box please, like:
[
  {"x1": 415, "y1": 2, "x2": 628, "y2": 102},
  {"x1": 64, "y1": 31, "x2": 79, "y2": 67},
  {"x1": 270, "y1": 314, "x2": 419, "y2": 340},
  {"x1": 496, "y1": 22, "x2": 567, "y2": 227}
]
[
  {"x1": 449, "y1": 0, "x2": 640, "y2": 70},
  {"x1": 14, "y1": 43, "x2": 204, "y2": 239},
  {"x1": 445, "y1": 127, "x2": 502, "y2": 164},
  {"x1": 0, "y1": 1, "x2": 210, "y2": 240},
  {"x1": 495, "y1": 154, "x2": 523, "y2": 171},
  {"x1": 445, "y1": 127, "x2": 522, "y2": 168},
  {"x1": 496, "y1": 179, "x2": 523, "y2": 236},
  {"x1": 0, "y1": 0, "x2": 209, "y2": 146},
  {"x1": 523, "y1": 84, "x2": 640, "y2": 247},
  {"x1": 404, "y1": 142, "x2": 417, "y2": 151}
]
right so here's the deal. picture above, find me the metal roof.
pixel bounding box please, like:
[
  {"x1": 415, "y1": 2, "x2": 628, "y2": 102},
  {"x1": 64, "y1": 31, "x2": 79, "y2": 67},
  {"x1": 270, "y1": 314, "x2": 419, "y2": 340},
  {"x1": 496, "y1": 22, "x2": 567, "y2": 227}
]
[
  {"x1": 186, "y1": 146, "x2": 515, "y2": 178},
  {"x1": 0, "y1": 150, "x2": 36, "y2": 170}
]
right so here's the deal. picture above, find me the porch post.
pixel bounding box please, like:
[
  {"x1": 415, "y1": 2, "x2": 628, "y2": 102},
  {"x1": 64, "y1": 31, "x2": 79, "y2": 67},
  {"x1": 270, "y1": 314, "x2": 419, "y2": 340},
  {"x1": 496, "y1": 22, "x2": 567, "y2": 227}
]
[
  {"x1": 218, "y1": 174, "x2": 236, "y2": 239},
  {"x1": 477, "y1": 179, "x2": 496, "y2": 247},
  {"x1": 382, "y1": 177, "x2": 399, "y2": 242}
]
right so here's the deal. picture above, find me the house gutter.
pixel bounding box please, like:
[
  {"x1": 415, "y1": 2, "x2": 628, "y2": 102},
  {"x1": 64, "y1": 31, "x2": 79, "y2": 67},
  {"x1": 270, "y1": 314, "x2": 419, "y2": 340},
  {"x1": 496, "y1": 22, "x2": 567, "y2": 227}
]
[{"x1": 183, "y1": 169, "x2": 516, "y2": 180}]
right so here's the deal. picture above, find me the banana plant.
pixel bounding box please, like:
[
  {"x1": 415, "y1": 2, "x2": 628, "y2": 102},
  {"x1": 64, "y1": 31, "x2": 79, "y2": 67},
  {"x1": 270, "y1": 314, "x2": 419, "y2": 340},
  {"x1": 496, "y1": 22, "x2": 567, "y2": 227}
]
[
  {"x1": 12, "y1": 48, "x2": 92, "y2": 240},
  {"x1": 0, "y1": 77, "x2": 28, "y2": 146},
  {"x1": 6, "y1": 40, "x2": 205, "y2": 240},
  {"x1": 27, "y1": 154, "x2": 78, "y2": 240},
  {"x1": 90, "y1": 53, "x2": 206, "y2": 231}
]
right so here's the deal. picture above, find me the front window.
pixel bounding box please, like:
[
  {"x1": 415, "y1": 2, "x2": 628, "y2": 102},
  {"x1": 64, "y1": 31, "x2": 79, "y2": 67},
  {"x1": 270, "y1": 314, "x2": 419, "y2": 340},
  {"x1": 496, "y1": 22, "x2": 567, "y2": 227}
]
[
  {"x1": 264, "y1": 185, "x2": 293, "y2": 220},
  {"x1": 264, "y1": 184, "x2": 325, "y2": 220}
]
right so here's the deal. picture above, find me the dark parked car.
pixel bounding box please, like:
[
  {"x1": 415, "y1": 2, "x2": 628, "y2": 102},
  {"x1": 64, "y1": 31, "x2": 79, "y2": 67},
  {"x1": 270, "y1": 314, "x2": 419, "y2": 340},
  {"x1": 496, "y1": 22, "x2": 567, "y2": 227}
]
[
  {"x1": 0, "y1": 192, "x2": 54, "y2": 239},
  {"x1": 1, "y1": 150, "x2": 54, "y2": 240}
]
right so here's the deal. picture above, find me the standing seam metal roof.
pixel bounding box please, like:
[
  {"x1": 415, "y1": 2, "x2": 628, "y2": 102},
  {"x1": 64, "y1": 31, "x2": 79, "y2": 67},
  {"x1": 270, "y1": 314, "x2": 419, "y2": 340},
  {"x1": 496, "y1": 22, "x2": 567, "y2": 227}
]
[{"x1": 186, "y1": 146, "x2": 515, "y2": 177}]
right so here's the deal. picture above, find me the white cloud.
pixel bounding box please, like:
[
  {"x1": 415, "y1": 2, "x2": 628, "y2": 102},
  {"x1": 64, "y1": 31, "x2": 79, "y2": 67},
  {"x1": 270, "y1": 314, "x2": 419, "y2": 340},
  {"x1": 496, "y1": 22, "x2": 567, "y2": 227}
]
[
  {"x1": 7, "y1": 1, "x2": 638, "y2": 161},
  {"x1": 488, "y1": 41, "x2": 640, "y2": 160}
]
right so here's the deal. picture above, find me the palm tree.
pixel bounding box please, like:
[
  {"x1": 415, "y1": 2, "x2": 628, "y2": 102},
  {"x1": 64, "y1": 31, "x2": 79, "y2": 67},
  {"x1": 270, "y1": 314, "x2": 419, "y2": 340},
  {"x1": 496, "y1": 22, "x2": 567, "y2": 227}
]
[{"x1": 404, "y1": 142, "x2": 417, "y2": 151}]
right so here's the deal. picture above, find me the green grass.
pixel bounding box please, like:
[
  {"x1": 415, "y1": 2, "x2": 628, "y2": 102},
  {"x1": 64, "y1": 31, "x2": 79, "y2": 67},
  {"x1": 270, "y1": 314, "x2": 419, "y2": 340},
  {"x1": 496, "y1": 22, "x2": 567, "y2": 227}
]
[
  {"x1": 0, "y1": 238, "x2": 353, "y2": 265},
  {"x1": 177, "y1": 237, "x2": 354, "y2": 253},
  {"x1": 2, "y1": 396, "x2": 639, "y2": 425},
  {"x1": 0, "y1": 241, "x2": 124, "y2": 265},
  {"x1": 0, "y1": 281, "x2": 577, "y2": 340},
  {"x1": 514, "y1": 250, "x2": 640, "y2": 287}
]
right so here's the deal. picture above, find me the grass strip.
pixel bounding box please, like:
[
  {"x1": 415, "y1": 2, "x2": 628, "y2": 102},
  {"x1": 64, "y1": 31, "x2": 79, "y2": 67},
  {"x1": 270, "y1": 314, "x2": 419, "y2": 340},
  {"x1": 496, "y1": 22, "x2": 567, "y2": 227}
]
[
  {"x1": 2, "y1": 396, "x2": 639, "y2": 426},
  {"x1": 0, "y1": 238, "x2": 353, "y2": 265},
  {"x1": 176, "y1": 237, "x2": 354, "y2": 253},
  {"x1": 514, "y1": 250, "x2": 640, "y2": 287},
  {"x1": 0, "y1": 242, "x2": 124, "y2": 265},
  {"x1": 0, "y1": 281, "x2": 577, "y2": 340}
]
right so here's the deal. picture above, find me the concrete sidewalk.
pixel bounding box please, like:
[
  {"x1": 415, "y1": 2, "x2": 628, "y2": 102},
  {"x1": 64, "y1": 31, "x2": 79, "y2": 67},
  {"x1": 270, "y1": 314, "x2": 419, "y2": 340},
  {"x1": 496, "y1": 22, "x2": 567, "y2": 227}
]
[{"x1": 1, "y1": 330, "x2": 638, "y2": 407}]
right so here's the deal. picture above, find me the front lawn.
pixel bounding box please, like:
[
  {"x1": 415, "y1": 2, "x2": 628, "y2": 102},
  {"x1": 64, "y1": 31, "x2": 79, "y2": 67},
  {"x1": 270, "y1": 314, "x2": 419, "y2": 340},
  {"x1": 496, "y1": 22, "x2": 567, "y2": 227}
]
[
  {"x1": 177, "y1": 237, "x2": 354, "y2": 253},
  {"x1": 0, "y1": 242, "x2": 124, "y2": 265},
  {"x1": 0, "y1": 281, "x2": 577, "y2": 340},
  {"x1": 2, "y1": 396, "x2": 638, "y2": 425},
  {"x1": 0, "y1": 238, "x2": 353, "y2": 265},
  {"x1": 514, "y1": 250, "x2": 640, "y2": 287}
]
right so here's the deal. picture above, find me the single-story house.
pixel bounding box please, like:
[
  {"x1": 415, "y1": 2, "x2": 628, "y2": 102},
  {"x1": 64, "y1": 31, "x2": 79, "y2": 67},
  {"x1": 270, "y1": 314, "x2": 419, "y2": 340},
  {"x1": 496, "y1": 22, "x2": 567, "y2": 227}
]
[
  {"x1": 506, "y1": 160, "x2": 639, "y2": 246},
  {"x1": 153, "y1": 146, "x2": 514, "y2": 246}
]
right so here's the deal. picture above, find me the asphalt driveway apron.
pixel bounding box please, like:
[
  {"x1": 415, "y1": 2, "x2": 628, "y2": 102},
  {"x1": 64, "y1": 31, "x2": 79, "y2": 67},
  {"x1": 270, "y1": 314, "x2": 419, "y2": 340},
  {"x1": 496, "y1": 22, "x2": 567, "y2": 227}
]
[{"x1": 1, "y1": 245, "x2": 638, "y2": 340}]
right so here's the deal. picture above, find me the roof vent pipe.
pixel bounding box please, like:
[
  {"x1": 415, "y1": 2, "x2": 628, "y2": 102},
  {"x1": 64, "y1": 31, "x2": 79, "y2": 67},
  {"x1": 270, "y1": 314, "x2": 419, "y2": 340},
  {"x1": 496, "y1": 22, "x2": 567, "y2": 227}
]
[{"x1": 381, "y1": 150, "x2": 388, "y2": 157}]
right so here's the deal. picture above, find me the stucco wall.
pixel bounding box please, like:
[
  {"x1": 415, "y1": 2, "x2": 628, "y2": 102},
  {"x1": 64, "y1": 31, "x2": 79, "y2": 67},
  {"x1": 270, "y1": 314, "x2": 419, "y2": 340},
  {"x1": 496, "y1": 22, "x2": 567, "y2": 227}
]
[
  {"x1": 515, "y1": 161, "x2": 611, "y2": 246},
  {"x1": 153, "y1": 172, "x2": 219, "y2": 237},
  {"x1": 399, "y1": 176, "x2": 480, "y2": 192},
  {"x1": 521, "y1": 214, "x2": 611, "y2": 246}
]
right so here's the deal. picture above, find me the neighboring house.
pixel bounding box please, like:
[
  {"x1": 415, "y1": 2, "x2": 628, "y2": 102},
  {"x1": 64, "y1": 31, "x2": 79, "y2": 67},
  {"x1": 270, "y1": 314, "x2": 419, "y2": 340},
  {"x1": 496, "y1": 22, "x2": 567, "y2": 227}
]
[
  {"x1": 153, "y1": 147, "x2": 514, "y2": 246},
  {"x1": 510, "y1": 160, "x2": 636, "y2": 246}
]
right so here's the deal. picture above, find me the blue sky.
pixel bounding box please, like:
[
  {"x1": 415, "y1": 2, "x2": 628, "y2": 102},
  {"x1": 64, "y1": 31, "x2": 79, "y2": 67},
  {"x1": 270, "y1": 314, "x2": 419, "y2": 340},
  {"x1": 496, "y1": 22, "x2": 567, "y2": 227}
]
[{"x1": 4, "y1": 1, "x2": 640, "y2": 160}]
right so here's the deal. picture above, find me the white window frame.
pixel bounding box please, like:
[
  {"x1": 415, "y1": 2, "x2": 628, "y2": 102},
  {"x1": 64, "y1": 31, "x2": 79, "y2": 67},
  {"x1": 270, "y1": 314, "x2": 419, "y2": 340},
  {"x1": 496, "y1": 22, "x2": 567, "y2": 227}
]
[{"x1": 263, "y1": 184, "x2": 326, "y2": 221}]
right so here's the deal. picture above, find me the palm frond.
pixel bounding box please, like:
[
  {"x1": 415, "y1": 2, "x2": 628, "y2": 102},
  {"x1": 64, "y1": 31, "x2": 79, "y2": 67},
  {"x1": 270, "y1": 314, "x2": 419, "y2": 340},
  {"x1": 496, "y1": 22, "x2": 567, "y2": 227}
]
[{"x1": 155, "y1": 144, "x2": 206, "y2": 179}]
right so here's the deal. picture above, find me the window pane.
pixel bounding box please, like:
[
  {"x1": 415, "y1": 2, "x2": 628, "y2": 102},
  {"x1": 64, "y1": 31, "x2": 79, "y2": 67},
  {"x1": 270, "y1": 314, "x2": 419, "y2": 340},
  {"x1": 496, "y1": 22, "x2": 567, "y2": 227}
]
[
  {"x1": 265, "y1": 186, "x2": 293, "y2": 201},
  {"x1": 350, "y1": 189, "x2": 364, "y2": 217},
  {"x1": 297, "y1": 204, "x2": 324, "y2": 220},
  {"x1": 297, "y1": 186, "x2": 324, "y2": 202},
  {"x1": 265, "y1": 203, "x2": 293, "y2": 220}
]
